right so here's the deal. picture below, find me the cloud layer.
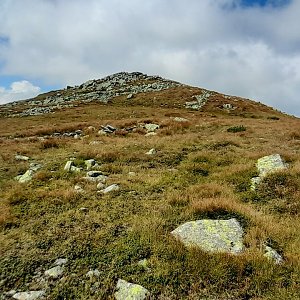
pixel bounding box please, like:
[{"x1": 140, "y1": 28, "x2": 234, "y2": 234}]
[
  {"x1": 0, "y1": 0, "x2": 299, "y2": 116},
  {"x1": 0, "y1": 81, "x2": 41, "y2": 104}
]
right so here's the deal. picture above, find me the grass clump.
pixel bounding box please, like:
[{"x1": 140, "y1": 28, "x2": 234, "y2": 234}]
[{"x1": 227, "y1": 125, "x2": 247, "y2": 133}]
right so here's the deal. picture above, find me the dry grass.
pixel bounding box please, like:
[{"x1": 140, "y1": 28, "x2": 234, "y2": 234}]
[{"x1": 0, "y1": 89, "x2": 299, "y2": 299}]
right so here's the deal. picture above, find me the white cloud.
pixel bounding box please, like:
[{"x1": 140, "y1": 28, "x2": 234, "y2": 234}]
[
  {"x1": 0, "y1": 81, "x2": 41, "y2": 104},
  {"x1": 0, "y1": 0, "x2": 299, "y2": 116}
]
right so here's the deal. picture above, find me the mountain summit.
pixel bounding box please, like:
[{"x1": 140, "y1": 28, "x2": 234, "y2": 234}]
[{"x1": 0, "y1": 72, "x2": 284, "y2": 118}]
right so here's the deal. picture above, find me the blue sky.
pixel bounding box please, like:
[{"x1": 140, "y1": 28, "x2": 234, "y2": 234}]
[{"x1": 0, "y1": 0, "x2": 299, "y2": 116}]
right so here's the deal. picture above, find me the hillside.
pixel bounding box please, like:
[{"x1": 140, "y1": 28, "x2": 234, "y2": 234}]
[{"x1": 0, "y1": 72, "x2": 300, "y2": 300}]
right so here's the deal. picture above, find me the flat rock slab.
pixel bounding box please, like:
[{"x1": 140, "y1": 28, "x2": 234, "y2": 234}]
[
  {"x1": 13, "y1": 291, "x2": 45, "y2": 300},
  {"x1": 171, "y1": 218, "x2": 244, "y2": 254},
  {"x1": 115, "y1": 279, "x2": 149, "y2": 300},
  {"x1": 256, "y1": 154, "x2": 287, "y2": 177}
]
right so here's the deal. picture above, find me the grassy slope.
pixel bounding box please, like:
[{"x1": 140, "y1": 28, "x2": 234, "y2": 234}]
[{"x1": 0, "y1": 88, "x2": 300, "y2": 299}]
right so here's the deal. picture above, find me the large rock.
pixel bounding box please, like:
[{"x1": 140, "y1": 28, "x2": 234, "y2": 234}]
[
  {"x1": 256, "y1": 154, "x2": 287, "y2": 177},
  {"x1": 114, "y1": 279, "x2": 149, "y2": 300},
  {"x1": 171, "y1": 218, "x2": 244, "y2": 254},
  {"x1": 17, "y1": 170, "x2": 34, "y2": 183},
  {"x1": 12, "y1": 291, "x2": 45, "y2": 300}
]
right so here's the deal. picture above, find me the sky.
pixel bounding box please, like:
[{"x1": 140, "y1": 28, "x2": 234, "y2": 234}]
[{"x1": 0, "y1": 0, "x2": 299, "y2": 116}]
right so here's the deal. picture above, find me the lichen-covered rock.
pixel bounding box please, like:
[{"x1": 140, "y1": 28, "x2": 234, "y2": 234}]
[
  {"x1": 171, "y1": 218, "x2": 244, "y2": 254},
  {"x1": 44, "y1": 266, "x2": 64, "y2": 279},
  {"x1": 114, "y1": 279, "x2": 149, "y2": 300},
  {"x1": 12, "y1": 291, "x2": 45, "y2": 300},
  {"x1": 251, "y1": 154, "x2": 288, "y2": 190},
  {"x1": 144, "y1": 123, "x2": 159, "y2": 132},
  {"x1": 256, "y1": 154, "x2": 287, "y2": 177}
]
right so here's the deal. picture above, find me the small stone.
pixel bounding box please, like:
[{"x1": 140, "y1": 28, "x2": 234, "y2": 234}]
[
  {"x1": 128, "y1": 172, "x2": 136, "y2": 176},
  {"x1": 101, "y1": 184, "x2": 120, "y2": 194},
  {"x1": 74, "y1": 184, "x2": 84, "y2": 193},
  {"x1": 54, "y1": 258, "x2": 68, "y2": 266},
  {"x1": 146, "y1": 148, "x2": 156, "y2": 155},
  {"x1": 82, "y1": 175, "x2": 107, "y2": 183},
  {"x1": 264, "y1": 246, "x2": 283, "y2": 264},
  {"x1": 144, "y1": 123, "x2": 159, "y2": 132},
  {"x1": 115, "y1": 279, "x2": 149, "y2": 300},
  {"x1": 17, "y1": 170, "x2": 34, "y2": 183},
  {"x1": 64, "y1": 161, "x2": 74, "y2": 172},
  {"x1": 44, "y1": 266, "x2": 64, "y2": 279},
  {"x1": 79, "y1": 207, "x2": 89, "y2": 213},
  {"x1": 6, "y1": 290, "x2": 17, "y2": 296},
  {"x1": 70, "y1": 166, "x2": 81, "y2": 173},
  {"x1": 15, "y1": 155, "x2": 30, "y2": 161},
  {"x1": 87, "y1": 171, "x2": 103, "y2": 177},
  {"x1": 74, "y1": 134, "x2": 80, "y2": 139},
  {"x1": 87, "y1": 126, "x2": 96, "y2": 132},
  {"x1": 145, "y1": 132, "x2": 157, "y2": 137},
  {"x1": 12, "y1": 291, "x2": 45, "y2": 300},
  {"x1": 127, "y1": 93, "x2": 133, "y2": 99},
  {"x1": 96, "y1": 182, "x2": 105, "y2": 190},
  {"x1": 138, "y1": 259, "x2": 150, "y2": 271},
  {"x1": 173, "y1": 117, "x2": 188, "y2": 122},
  {"x1": 85, "y1": 269, "x2": 100, "y2": 278},
  {"x1": 29, "y1": 163, "x2": 42, "y2": 172},
  {"x1": 85, "y1": 159, "x2": 96, "y2": 170},
  {"x1": 98, "y1": 129, "x2": 107, "y2": 135}
]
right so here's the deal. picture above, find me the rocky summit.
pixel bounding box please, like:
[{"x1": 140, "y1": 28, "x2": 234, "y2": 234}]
[{"x1": 0, "y1": 71, "x2": 299, "y2": 300}]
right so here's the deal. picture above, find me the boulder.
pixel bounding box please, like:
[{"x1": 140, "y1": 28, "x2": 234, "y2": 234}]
[
  {"x1": 171, "y1": 218, "x2": 244, "y2": 254},
  {"x1": 114, "y1": 279, "x2": 149, "y2": 300},
  {"x1": 12, "y1": 291, "x2": 45, "y2": 300}
]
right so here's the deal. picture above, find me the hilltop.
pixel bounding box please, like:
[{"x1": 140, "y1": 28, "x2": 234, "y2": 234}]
[{"x1": 0, "y1": 72, "x2": 299, "y2": 299}]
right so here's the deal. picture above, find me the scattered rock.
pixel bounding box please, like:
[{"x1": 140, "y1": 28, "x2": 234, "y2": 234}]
[
  {"x1": 146, "y1": 148, "x2": 156, "y2": 155},
  {"x1": 251, "y1": 154, "x2": 288, "y2": 190},
  {"x1": 223, "y1": 103, "x2": 234, "y2": 110},
  {"x1": 12, "y1": 291, "x2": 45, "y2": 300},
  {"x1": 74, "y1": 184, "x2": 84, "y2": 193},
  {"x1": 85, "y1": 159, "x2": 96, "y2": 170},
  {"x1": 145, "y1": 132, "x2": 157, "y2": 137},
  {"x1": 16, "y1": 170, "x2": 34, "y2": 183},
  {"x1": 79, "y1": 207, "x2": 89, "y2": 213},
  {"x1": 138, "y1": 259, "x2": 150, "y2": 271},
  {"x1": 54, "y1": 258, "x2": 68, "y2": 266},
  {"x1": 96, "y1": 182, "x2": 105, "y2": 190},
  {"x1": 264, "y1": 246, "x2": 283, "y2": 264},
  {"x1": 70, "y1": 166, "x2": 81, "y2": 173},
  {"x1": 44, "y1": 266, "x2": 64, "y2": 279},
  {"x1": 64, "y1": 161, "x2": 74, "y2": 172},
  {"x1": 173, "y1": 117, "x2": 189, "y2": 122},
  {"x1": 114, "y1": 279, "x2": 149, "y2": 300},
  {"x1": 83, "y1": 175, "x2": 107, "y2": 183},
  {"x1": 15, "y1": 155, "x2": 30, "y2": 161},
  {"x1": 171, "y1": 218, "x2": 244, "y2": 254},
  {"x1": 127, "y1": 93, "x2": 133, "y2": 99},
  {"x1": 87, "y1": 171, "x2": 103, "y2": 177},
  {"x1": 186, "y1": 92, "x2": 211, "y2": 110},
  {"x1": 144, "y1": 123, "x2": 159, "y2": 132},
  {"x1": 101, "y1": 125, "x2": 116, "y2": 134},
  {"x1": 100, "y1": 184, "x2": 120, "y2": 194},
  {"x1": 85, "y1": 269, "x2": 100, "y2": 279}
]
